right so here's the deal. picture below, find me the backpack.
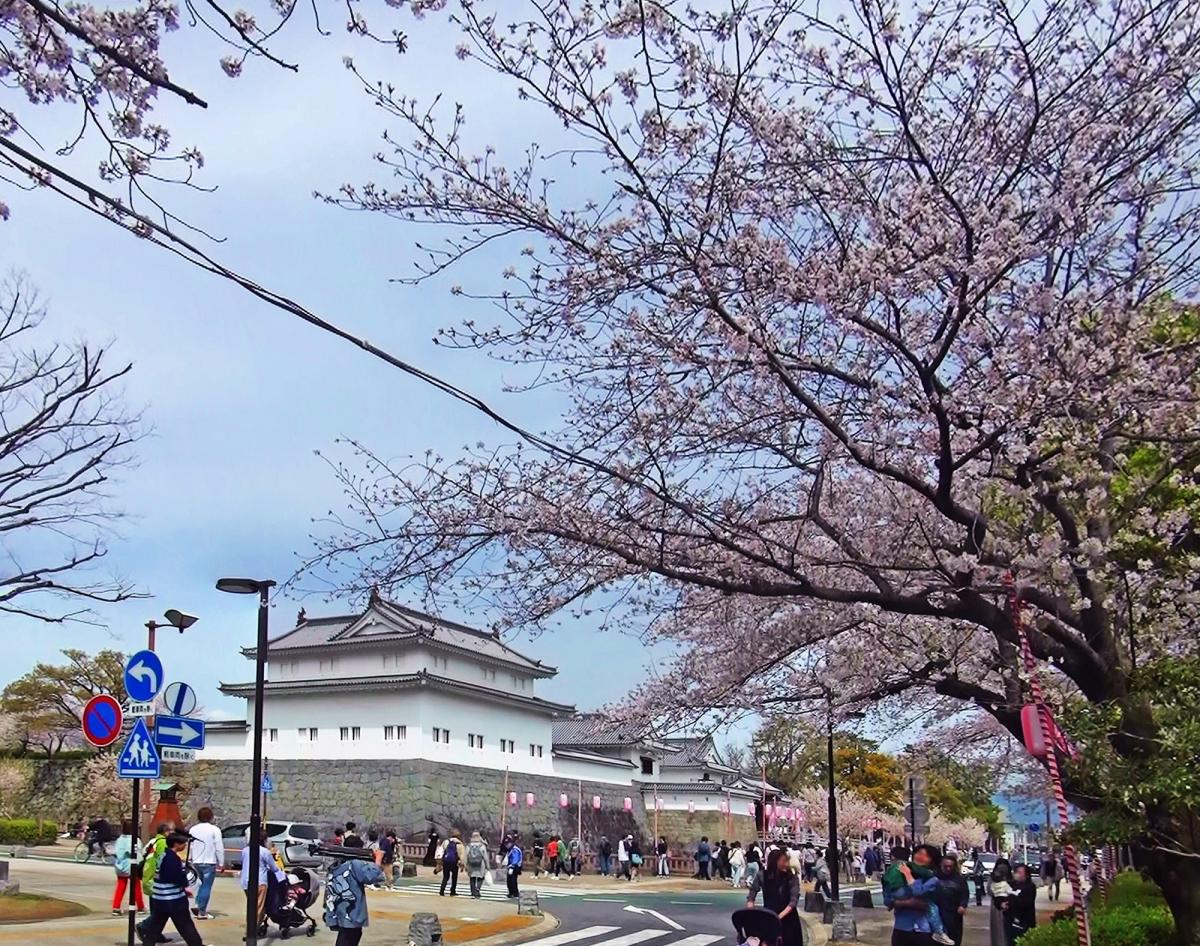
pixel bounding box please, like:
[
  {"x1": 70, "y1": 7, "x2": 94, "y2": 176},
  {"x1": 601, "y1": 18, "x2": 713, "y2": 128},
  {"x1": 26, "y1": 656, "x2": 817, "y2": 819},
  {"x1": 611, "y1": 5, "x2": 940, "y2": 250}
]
[
  {"x1": 468, "y1": 842, "x2": 486, "y2": 870},
  {"x1": 443, "y1": 840, "x2": 459, "y2": 866}
]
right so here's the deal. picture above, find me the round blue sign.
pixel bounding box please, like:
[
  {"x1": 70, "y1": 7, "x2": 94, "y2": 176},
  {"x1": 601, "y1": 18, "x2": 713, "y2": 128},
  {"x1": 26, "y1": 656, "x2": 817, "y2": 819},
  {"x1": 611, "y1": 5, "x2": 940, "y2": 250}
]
[
  {"x1": 123, "y1": 649, "x2": 164, "y2": 703},
  {"x1": 1028, "y1": 823, "x2": 1042, "y2": 833}
]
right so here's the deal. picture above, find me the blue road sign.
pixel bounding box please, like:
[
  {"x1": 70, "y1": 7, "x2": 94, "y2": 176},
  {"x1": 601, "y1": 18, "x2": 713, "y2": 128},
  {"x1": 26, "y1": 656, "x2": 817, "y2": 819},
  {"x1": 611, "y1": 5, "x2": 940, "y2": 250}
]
[
  {"x1": 261, "y1": 772, "x2": 274, "y2": 793},
  {"x1": 124, "y1": 650, "x2": 164, "y2": 703},
  {"x1": 117, "y1": 718, "x2": 160, "y2": 779},
  {"x1": 154, "y1": 714, "x2": 206, "y2": 749},
  {"x1": 162, "y1": 681, "x2": 197, "y2": 717},
  {"x1": 1029, "y1": 823, "x2": 1042, "y2": 833}
]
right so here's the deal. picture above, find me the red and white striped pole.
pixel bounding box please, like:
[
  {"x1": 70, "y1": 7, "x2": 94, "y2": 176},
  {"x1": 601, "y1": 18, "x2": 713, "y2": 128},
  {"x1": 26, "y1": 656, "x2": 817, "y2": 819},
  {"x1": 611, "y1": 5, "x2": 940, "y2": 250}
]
[{"x1": 1007, "y1": 573, "x2": 1090, "y2": 946}]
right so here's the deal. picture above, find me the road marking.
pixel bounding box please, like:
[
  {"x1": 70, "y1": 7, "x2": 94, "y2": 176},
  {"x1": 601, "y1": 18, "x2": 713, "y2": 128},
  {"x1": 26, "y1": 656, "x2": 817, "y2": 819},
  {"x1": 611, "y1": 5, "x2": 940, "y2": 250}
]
[
  {"x1": 583, "y1": 898, "x2": 625, "y2": 902},
  {"x1": 668, "y1": 901, "x2": 712, "y2": 905},
  {"x1": 624, "y1": 906, "x2": 683, "y2": 931},
  {"x1": 515, "y1": 926, "x2": 621, "y2": 946},
  {"x1": 662, "y1": 937, "x2": 723, "y2": 946},
  {"x1": 593, "y1": 930, "x2": 671, "y2": 946}
]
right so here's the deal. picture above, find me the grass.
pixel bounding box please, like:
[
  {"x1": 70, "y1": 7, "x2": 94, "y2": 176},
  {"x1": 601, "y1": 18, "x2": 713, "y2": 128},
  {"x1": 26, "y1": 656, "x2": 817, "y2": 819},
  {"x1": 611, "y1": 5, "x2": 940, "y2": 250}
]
[{"x1": 0, "y1": 893, "x2": 90, "y2": 924}]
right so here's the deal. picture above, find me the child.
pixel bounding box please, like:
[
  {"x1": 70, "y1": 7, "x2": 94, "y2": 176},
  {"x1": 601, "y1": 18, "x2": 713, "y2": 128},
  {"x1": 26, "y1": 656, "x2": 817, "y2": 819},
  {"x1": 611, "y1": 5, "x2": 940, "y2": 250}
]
[
  {"x1": 882, "y1": 857, "x2": 954, "y2": 945},
  {"x1": 136, "y1": 832, "x2": 204, "y2": 946}
]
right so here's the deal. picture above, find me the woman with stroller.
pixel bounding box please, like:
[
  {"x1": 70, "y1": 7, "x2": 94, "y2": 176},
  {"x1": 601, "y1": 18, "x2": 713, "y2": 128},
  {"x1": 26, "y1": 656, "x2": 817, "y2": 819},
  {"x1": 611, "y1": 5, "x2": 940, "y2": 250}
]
[
  {"x1": 324, "y1": 853, "x2": 385, "y2": 946},
  {"x1": 745, "y1": 848, "x2": 803, "y2": 946}
]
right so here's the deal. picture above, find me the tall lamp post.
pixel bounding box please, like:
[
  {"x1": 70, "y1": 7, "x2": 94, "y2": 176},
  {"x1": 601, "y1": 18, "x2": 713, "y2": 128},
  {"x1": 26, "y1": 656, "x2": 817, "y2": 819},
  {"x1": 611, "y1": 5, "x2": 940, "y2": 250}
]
[
  {"x1": 216, "y1": 577, "x2": 275, "y2": 946},
  {"x1": 826, "y1": 694, "x2": 866, "y2": 903}
]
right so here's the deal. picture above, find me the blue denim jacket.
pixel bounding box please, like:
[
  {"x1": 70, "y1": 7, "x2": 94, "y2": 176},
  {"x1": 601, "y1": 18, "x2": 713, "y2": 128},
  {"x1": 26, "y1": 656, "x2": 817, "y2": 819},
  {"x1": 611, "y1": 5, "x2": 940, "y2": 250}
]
[
  {"x1": 884, "y1": 875, "x2": 940, "y2": 932},
  {"x1": 324, "y1": 860, "x2": 385, "y2": 929}
]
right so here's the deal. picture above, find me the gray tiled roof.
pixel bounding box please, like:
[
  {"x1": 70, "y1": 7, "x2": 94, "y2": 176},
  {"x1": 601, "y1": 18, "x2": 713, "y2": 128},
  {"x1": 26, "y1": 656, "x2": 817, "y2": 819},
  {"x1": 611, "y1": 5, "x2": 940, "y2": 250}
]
[
  {"x1": 552, "y1": 714, "x2": 649, "y2": 747},
  {"x1": 246, "y1": 598, "x2": 554, "y2": 677}
]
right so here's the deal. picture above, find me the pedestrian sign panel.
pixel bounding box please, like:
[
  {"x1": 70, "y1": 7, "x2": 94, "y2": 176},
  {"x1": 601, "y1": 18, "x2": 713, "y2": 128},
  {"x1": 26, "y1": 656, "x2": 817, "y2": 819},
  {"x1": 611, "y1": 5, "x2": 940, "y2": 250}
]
[
  {"x1": 117, "y1": 718, "x2": 160, "y2": 779},
  {"x1": 261, "y1": 773, "x2": 274, "y2": 793},
  {"x1": 124, "y1": 650, "x2": 164, "y2": 703},
  {"x1": 154, "y1": 714, "x2": 205, "y2": 749},
  {"x1": 162, "y1": 681, "x2": 197, "y2": 717}
]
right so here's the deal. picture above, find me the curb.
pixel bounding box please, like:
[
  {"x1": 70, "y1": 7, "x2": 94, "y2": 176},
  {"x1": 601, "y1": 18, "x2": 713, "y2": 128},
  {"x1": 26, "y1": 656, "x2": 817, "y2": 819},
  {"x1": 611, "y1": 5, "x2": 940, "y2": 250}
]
[{"x1": 470, "y1": 910, "x2": 559, "y2": 946}]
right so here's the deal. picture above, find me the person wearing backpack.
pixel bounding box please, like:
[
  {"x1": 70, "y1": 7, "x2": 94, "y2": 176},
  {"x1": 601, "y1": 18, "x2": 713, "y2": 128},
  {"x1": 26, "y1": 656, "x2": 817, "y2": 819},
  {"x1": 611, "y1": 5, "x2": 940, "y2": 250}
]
[
  {"x1": 466, "y1": 832, "x2": 490, "y2": 898},
  {"x1": 439, "y1": 829, "x2": 465, "y2": 896},
  {"x1": 140, "y1": 824, "x2": 170, "y2": 900},
  {"x1": 111, "y1": 819, "x2": 145, "y2": 916}
]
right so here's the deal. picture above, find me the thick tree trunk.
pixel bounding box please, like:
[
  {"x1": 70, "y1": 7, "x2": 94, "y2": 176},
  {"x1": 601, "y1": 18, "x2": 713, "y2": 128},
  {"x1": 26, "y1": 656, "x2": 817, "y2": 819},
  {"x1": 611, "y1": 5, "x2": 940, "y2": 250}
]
[{"x1": 1148, "y1": 850, "x2": 1200, "y2": 946}]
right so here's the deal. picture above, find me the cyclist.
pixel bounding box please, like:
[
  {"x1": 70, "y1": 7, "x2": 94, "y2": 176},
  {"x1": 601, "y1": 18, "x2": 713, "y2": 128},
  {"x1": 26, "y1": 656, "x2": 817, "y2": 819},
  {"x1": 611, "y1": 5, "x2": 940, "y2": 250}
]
[{"x1": 86, "y1": 816, "x2": 117, "y2": 859}]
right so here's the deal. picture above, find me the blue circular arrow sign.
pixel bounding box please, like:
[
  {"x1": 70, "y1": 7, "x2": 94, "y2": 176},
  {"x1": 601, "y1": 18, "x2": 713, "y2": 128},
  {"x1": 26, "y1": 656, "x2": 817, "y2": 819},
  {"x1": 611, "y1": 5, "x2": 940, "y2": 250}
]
[{"x1": 123, "y1": 649, "x2": 164, "y2": 703}]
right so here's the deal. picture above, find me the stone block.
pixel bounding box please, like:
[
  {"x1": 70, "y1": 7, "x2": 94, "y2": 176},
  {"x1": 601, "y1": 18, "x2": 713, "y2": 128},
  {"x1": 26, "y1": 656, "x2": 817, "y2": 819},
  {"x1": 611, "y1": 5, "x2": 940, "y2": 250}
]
[
  {"x1": 851, "y1": 888, "x2": 874, "y2": 908},
  {"x1": 518, "y1": 891, "x2": 542, "y2": 916},
  {"x1": 830, "y1": 914, "x2": 857, "y2": 942},
  {"x1": 822, "y1": 900, "x2": 845, "y2": 924},
  {"x1": 409, "y1": 912, "x2": 443, "y2": 946},
  {"x1": 803, "y1": 891, "x2": 825, "y2": 913},
  {"x1": 0, "y1": 880, "x2": 19, "y2": 897},
  {"x1": 9, "y1": 848, "x2": 26, "y2": 858},
  {"x1": 401, "y1": 863, "x2": 418, "y2": 877},
  {"x1": 0, "y1": 862, "x2": 7, "y2": 882}
]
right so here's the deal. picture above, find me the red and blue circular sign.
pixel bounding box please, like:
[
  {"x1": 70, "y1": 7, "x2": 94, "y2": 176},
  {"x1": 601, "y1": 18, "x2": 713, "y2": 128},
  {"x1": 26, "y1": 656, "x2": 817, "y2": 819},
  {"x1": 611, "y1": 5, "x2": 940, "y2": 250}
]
[{"x1": 81, "y1": 694, "x2": 124, "y2": 748}]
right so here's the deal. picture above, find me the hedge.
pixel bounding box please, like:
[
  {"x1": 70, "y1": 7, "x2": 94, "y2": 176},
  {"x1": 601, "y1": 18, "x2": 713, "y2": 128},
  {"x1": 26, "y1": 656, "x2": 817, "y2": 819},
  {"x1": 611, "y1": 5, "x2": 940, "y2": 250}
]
[
  {"x1": 0, "y1": 818, "x2": 58, "y2": 846},
  {"x1": 1018, "y1": 874, "x2": 1174, "y2": 946}
]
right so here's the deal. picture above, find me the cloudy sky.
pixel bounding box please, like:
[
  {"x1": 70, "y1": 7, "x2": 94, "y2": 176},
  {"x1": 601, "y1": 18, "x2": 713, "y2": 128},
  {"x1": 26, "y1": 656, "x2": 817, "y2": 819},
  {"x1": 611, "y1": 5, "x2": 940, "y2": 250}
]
[{"x1": 0, "y1": 8, "x2": 678, "y2": 720}]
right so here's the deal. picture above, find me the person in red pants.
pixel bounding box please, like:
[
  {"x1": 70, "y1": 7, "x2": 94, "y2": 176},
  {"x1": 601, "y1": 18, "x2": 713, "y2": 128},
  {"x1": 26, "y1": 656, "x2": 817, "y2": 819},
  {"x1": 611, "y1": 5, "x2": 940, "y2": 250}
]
[{"x1": 111, "y1": 820, "x2": 146, "y2": 916}]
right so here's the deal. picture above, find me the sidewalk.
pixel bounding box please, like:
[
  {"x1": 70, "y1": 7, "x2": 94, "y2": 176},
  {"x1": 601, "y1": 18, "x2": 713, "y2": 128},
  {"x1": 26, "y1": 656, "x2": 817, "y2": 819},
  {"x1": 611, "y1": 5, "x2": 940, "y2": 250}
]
[{"x1": 0, "y1": 857, "x2": 553, "y2": 946}]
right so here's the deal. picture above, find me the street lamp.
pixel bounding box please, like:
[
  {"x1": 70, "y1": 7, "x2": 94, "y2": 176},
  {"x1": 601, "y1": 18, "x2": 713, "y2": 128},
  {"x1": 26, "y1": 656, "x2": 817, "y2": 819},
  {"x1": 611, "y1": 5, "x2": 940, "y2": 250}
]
[
  {"x1": 217, "y1": 577, "x2": 275, "y2": 946},
  {"x1": 826, "y1": 696, "x2": 867, "y2": 902}
]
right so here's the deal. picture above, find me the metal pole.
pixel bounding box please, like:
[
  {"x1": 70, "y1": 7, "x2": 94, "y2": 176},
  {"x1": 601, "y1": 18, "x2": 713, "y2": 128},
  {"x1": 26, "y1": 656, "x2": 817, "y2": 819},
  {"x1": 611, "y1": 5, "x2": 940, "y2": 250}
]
[
  {"x1": 577, "y1": 780, "x2": 583, "y2": 871},
  {"x1": 140, "y1": 622, "x2": 157, "y2": 840},
  {"x1": 827, "y1": 696, "x2": 839, "y2": 901},
  {"x1": 245, "y1": 586, "x2": 270, "y2": 946},
  {"x1": 499, "y1": 767, "x2": 510, "y2": 842},
  {"x1": 128, "y1": 778, "x2": 140, "y2": 946}
]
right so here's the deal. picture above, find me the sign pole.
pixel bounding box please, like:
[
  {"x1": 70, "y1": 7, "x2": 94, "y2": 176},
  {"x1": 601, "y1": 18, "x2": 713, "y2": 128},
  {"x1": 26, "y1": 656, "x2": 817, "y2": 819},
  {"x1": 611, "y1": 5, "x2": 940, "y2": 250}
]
[
  {"x1": 499, "y1": 767, "x2": 509, "y2": 843},
  {"x1": 128, "y1": 777, "x2": 139, "y2": 946}
]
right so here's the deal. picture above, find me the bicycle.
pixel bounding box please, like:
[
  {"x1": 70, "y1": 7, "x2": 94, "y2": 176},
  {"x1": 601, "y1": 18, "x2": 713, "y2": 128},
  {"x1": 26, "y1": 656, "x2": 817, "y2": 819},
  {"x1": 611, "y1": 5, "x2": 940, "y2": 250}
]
[{"x1": 73, "y1": 836, "x2": 116, "y2": 865}]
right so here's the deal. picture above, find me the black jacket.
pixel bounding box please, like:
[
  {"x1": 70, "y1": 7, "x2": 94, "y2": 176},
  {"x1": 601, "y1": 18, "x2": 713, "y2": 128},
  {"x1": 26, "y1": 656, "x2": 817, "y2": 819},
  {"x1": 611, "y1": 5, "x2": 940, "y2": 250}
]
[
  {"x1": 1005, "y1": 880, "x2": 1038, "y2": 932},
  {"x1": 931, "y1": 873, "x2": 970, "y2": 929}
]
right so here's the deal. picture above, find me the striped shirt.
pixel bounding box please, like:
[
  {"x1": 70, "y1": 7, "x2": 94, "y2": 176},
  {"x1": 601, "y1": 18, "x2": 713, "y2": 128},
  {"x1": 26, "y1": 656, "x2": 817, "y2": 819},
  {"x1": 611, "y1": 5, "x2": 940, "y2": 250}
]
[{"x1": 151, "y1": 849, "x2": 188, "y2": 902}]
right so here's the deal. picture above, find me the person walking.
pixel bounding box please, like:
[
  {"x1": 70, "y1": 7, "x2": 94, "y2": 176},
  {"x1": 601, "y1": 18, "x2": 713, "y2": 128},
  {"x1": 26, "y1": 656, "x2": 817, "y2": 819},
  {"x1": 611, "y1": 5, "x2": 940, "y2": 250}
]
[
  {"x1": 505, "y1": 834, "x2": 524, "y2": 899},
  {"x1": 730, "y1": 841, "x2": 746, "y2": 887},
  {"x1": 617, "y1": 835, "x2": 631, "y2": 880},
  {"x1": 343, "y1": 822, "x2": 362, "y2": 847},
  {"x1": 627, "y1": 835, "x2": 643, "y2": 881},
  {"x1": 379, "y1": 830, "x2": 399, "y2": 888},
  {"x1": 598, "y1": 836, "x2": 613, "y2": 876},
  {"x1": 814, "y1": 848, "x2": 833, "y2": 898},
  {"x1": 931, "y1": 854, "x2": 970, "y2": 946},
  {"x1": 864, "y1": 843, "x2": 881, "y2": 882},
  {"x1": 111, "y1": 820, "x2": 145, "y2": 917},
  {"x1": 695, "y1": 836, "x2": 711, "y2": 879},
  {"x1": 1041, "y1": 852, "x2": 1063, "y2": 901},
  {"x1": 746, "y1": 848, "x2": 803, "y2": 946},
  {"x1": 987, "y1": 859, "x2": 1013, "y2": 946},
  {"x1": 568, "y1": 837, "x2": 582, "y2": 879},
  {"x1": 187, "y1": 807, "x2": 223, "y2": 920},
  {"x1": 745, "y1": 843, "x2": 762, "y2": 889},
  {"x1": 882, "y1": 843, "x2": 944, "y2": 946},
  {"x1": 1000, "y1": 865, "x2": 1037, "y2": 945},
  {"x1": 240, "y1": 829, "x2": 287, "y2": 929},
  {"x1": 324, "y1": 854, "x2": 385, "y2": 946},
  {"x1": 531, "y1": 831, "x2": 545, "y2": 878},
  {"x1": 438, "y1": 829, "x2": 465, "y2": 896},
  {"x1": 423, "y1": 827, "x2": 440, "y2": 867},
  {"x1": 136, "y1": 832, "x2": 205, "y2": 946},
  {"x1": 466, "y1": 832, "x2": 489, "y2": 898},
  {"x1": 656, "y1": 837, "x2": 670, "y2": 877},
  {"x1": 546, "y1": 836, "x2": 561, "y2": 878},
  {"x1": 717, "y1": 841, "x2": 731, "y2": 881}
]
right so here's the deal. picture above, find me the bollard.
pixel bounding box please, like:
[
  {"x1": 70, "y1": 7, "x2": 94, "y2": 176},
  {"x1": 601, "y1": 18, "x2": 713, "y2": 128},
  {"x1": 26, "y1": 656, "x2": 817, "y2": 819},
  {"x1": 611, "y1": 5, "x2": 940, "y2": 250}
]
[
  {"x1": 831, "y1": 914, "x2": 858, "y2": 941},
  {"x1": 409, "y1": 912, "x2": 443, "y2": 946},
  {"x1": 803, "y1": 891, "x2": 825, "y2": 913},
  {"x1": 823, "y1": 900, "x2": 846, "y2": 924},
  {"x1": 851, "y1": 888, "x2": 875, "y2": 908},
  {"x1": 401, "y1": 862, "x2": 418, "y2": 877},
  {"x1": 0, "y1": 861, "x2": 16, "y2": 897},
  {"x1": 518, "y1": 890, "x2": 542, "y2": 916}
]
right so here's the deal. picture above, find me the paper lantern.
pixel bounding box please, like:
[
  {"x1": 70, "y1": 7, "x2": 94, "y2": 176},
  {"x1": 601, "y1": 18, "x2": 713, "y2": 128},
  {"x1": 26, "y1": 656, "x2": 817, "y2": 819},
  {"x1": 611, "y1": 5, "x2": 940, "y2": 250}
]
[
  {"x1": 559, "y1": 793, "x2": 569, "y2": 808},
  {"x1": 525, "y1": 792, "x2": 535, "y2": 807},
  {"x1": 787, "y1": 806, "x2": 795, "y2": 821},
  {"x1": 748, "y1": 802, "x2": 756, "y2": 816},
  {"x1": 765, "y1": 804, "x2": 774, "y2": 818},
  {"x1": 507, "y1": 791, "x2": 517, "y2": 806},
  {"x1": 655, "y1": 797, "x2": 663, "y2": 811},
  {"x1": 592, "y1": 795, "x2": 601, "y2": 810},
  {"x1": 719, "y1": 800, "x2": 729, "y2": 814},
  {"x1": 687, "y1": 800, "x2": 695, "y2": 813},
  {"x1": 623, "y1": 796, "x2": 633, "y2": 812}
]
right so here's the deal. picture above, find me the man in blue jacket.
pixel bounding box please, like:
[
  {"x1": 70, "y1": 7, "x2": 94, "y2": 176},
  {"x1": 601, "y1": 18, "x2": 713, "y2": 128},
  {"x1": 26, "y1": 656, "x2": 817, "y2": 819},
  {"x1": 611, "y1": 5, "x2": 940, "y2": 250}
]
[
  {"x1": 325, "y1": 857, "x2": 385, "y2": 946},
  {"x1": 506, "y1": 834, "x2": 524, "y2": 898},
  {"x1": 136, "y1": 832, "x2": 204, "y2": 946}
]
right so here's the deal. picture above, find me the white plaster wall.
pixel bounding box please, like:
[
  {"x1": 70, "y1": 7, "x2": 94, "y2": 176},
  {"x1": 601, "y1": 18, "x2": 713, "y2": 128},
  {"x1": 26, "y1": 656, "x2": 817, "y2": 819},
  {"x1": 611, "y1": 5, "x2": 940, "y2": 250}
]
[
  {"x1": 650, "y1": 788, "x2": 754, "y2": 815},
  {"x1": 550, "y1": 754, "x2": 635, "y2": 786},
  {"x1": 265, "y1": 646, "x2": 537, "y2": 693}
]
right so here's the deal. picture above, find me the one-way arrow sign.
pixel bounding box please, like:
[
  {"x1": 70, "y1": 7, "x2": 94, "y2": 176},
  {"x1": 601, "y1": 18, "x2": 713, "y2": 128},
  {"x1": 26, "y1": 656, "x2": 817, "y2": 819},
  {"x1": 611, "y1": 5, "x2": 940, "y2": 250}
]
[{"x1": 154, "y1": 715, "x2": 206, "y2": 749}]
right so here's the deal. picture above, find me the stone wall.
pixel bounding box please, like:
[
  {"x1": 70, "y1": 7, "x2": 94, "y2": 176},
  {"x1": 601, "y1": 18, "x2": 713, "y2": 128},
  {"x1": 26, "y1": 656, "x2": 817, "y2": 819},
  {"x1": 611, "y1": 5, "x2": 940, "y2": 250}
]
[
  {"x1": 655, "y1": 811, "x2": 757, "y2": 849},
  {"x1": 178, "y1": 759, "x2": 653, "y2": 846}
]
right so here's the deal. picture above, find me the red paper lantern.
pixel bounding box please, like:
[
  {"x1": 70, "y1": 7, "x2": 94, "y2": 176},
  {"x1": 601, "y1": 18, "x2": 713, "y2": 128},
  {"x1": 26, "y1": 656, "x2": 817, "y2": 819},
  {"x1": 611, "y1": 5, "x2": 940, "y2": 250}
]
[
  {"x1": 525, "y1": 792, "x2": 535, "y2": 807},
  {"x1": 623, "y1": 796, "x2": 633, "y2": 812},
  {"x1": 507, "y1": 791, "x2": 517, "y2": 806},
  {"x1": 687, "y1": 800, "x2": 695, "y2": 813},
  {"x1": 719, "y1": 800, "x2": 729, "y2": 814},
  {"x1": 559, "y1": 793, "x2": 569, "y2": 808},
  {"x1": 765, "y1": 804, "x2": 775, "y2": 818},
  {"x1": 748, "y1": 802, "x2": 756, "y2": 816},
  {"x1": 592, "y1": 795, "x2": 601, "y2": 810}
]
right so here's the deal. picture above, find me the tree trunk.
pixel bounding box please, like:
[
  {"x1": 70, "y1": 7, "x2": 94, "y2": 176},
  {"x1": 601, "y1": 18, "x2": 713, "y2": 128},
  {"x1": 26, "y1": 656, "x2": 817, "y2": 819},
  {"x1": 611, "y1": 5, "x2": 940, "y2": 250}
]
[{"x1": 1148, "y1": 849, "x2": 1200, "y2": 946}]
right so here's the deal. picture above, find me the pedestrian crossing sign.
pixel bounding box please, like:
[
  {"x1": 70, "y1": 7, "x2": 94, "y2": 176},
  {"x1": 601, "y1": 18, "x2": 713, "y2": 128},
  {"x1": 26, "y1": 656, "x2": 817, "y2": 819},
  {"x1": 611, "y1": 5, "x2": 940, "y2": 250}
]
[{"x1": 117, "y1": 717, "x2": 161, "y2": 779}]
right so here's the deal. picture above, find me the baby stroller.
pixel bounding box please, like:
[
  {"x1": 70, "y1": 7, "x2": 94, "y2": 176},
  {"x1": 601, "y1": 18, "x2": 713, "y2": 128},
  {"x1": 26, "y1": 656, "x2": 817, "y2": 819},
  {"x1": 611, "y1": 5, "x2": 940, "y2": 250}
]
[
  {"x1": 260, "y1": 866, "x2": 321, "y2": 939},
  {"x1": 732, "y1": 908, "x2": 783, "y2": 946}
]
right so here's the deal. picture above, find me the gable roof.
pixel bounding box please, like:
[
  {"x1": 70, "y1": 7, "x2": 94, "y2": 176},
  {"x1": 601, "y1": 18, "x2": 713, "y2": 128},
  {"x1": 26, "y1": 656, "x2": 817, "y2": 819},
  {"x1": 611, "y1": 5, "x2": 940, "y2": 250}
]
[
  {"x1": 552, "y1": 714, "x2": 674, "y2": 750},
  {"x1": 243, "y1": 597, "x2": 555, "y2": 678}
]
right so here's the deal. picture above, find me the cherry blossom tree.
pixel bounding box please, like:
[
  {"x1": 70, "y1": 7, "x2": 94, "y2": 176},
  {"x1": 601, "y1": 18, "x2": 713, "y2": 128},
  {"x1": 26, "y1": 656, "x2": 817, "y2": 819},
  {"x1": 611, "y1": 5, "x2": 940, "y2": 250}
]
[{"x1": 309, "y1": 0, "x2": 1200, "y2": 937}]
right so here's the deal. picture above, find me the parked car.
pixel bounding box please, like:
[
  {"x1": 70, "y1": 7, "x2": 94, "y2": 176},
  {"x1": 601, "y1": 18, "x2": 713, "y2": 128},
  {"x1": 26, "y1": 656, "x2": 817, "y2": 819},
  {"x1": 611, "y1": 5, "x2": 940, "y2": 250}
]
[
  {"x1": 961, "y1": 852, "x2": 1000, "y2": 876},
  {"x1": 222, "y1": 821, "x2": 323, "y2": 869}
]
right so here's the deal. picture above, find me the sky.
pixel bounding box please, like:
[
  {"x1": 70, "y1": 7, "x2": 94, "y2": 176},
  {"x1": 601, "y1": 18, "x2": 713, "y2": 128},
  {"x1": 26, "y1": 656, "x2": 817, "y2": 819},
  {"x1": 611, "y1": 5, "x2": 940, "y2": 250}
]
[{"x1": 0, "y1": 7, "x2": 681, "y2": 723}]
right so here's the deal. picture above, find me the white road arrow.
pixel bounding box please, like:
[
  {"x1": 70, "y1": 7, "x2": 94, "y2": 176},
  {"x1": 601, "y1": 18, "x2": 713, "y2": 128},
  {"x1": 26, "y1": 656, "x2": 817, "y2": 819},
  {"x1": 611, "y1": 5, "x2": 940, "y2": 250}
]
[
  {"x1": 128, "y1": 660, "x2": 159, "y2": 693},
  {"x1": 623, "y1": 906, "x2": 683, "y2": 931},
  {"x1": 157, "y1": 719, "x2": 201, "y2": 745}
]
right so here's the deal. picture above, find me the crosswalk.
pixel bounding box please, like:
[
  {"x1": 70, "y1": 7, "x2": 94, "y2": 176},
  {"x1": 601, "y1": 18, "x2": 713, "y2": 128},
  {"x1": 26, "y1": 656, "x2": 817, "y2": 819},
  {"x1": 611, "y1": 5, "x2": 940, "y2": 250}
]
[
  {"x1": 511, "y1": 926, "x2": 723, "y2": 946},
  {"x1": 381, "y1": 881, "x2": 577, "y2": 901}
]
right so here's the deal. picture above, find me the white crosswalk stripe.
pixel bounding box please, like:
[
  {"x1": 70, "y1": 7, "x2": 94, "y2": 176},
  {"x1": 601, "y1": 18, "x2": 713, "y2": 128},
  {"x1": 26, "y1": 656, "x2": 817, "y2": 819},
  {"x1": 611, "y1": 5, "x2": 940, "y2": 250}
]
[
  {"x1": 510, "y1": 926, "x2": 621, "y2": 946},
  {"x1": 661, "y1": 936, "x2": 723, "y2": 946},
  {"x1": 589, "y1": 931, "x2": 671, "y2": 946}
]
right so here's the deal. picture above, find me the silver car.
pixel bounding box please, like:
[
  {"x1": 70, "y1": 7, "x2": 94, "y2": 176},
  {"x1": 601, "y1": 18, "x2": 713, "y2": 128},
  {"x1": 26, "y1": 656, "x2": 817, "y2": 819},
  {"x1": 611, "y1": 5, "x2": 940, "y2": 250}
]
[{"x1": 221, "y1": 821, "x2": 323, "y2": 869}]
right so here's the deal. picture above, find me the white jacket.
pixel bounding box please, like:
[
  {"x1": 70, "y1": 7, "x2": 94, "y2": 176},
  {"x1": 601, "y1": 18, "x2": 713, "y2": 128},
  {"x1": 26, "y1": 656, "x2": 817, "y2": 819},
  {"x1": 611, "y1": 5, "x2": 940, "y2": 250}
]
[{"x1": 617, "y1": 840, "x2": 629, "y2": 862}]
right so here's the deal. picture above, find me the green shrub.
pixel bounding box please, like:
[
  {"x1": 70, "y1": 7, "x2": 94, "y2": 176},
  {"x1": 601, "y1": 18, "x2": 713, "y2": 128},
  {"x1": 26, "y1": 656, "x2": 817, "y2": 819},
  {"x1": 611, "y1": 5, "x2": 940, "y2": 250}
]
[
  {"x1": 0, "y1": 818, "x2": 58, "y2": 845},
  {"x1": 1019, "y1": 904, "x2": 1175, "y2": 946},
  {"x1": 1105, "y1": 871, "x2": 1167, "y2": 910}
]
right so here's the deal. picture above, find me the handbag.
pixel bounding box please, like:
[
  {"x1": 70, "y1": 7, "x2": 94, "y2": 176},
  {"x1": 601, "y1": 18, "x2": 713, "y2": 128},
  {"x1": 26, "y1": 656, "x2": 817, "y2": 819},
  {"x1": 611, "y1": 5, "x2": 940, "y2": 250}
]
[{"x1": 631, "y1": 853, "x2": 643, "y2": 866}]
